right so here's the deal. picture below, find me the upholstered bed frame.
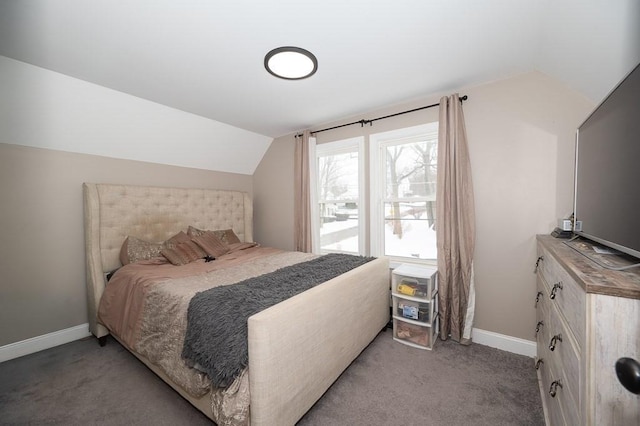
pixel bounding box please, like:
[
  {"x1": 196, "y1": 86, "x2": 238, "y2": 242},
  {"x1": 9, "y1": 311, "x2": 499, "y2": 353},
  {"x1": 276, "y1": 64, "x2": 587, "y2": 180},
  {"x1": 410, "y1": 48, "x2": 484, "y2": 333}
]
[{"x1": 83, "y1": 183, "x2": 390, "y2": 425}]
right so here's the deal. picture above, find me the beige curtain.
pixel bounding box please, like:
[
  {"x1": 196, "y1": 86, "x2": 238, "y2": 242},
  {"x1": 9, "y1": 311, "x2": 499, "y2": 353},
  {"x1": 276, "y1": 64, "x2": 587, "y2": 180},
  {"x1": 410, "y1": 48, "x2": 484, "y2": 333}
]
[
  {"x1": 436, "y1": 94, "x2": 476, "y2": 345},
  {"x1": 294, "y1": 130, "x2": 313, "y2": 252}
]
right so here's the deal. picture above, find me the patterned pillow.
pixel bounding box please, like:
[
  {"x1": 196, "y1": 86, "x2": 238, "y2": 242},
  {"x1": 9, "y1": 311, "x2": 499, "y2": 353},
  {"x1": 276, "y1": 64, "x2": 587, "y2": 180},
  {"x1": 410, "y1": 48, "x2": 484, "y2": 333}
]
[
  {"x1": 187, "y1": 226, "x2": 241, "y2": 245},
  {"x1": 119, "y1": 231, "x2": 190, "y2": 265},
  {"x1": 192, "y1": 231, "x2": 230, "y2": 258},
  {"x1": 161, "y1": 240, "x2": 207, "y2": 266}
]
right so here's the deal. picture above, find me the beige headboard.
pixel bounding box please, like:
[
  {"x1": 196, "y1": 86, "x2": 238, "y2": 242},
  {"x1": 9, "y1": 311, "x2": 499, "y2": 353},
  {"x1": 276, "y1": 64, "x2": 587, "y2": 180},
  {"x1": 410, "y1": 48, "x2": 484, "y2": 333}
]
[{"x1": 83, "y1": 183, "x2": 253, "y2": 338}]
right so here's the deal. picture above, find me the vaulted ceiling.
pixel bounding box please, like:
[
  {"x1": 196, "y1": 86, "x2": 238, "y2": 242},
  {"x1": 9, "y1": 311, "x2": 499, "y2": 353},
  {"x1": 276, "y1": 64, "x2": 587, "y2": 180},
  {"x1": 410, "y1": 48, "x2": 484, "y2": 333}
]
[{"x1": 1, "y1": 0, "x2": 639, "y2": 139}]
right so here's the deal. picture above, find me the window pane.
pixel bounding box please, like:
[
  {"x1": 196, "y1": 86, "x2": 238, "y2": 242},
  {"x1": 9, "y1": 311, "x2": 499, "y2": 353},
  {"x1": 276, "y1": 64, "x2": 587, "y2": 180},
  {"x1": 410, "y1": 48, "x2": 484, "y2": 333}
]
[
  {"x1": 383, "y1": 201, "x2": 436, "y2": 260},
  {"x1": 318, "y1": 152, "x2": 359, "y2": 201},
  {"x1": 384, "y1": 140, "x2": 436, "y2": 200},
  {"x1": 317, "y1": 149, "x2": 360, "y2": 254},
  {"x1": 319, "y1": 202, "x2": 359, "y2": 254}
]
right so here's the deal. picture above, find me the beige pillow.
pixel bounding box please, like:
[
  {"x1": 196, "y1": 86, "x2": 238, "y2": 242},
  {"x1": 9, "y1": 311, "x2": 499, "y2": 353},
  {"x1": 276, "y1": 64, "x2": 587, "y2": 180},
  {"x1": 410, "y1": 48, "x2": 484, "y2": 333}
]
[
  {"x1": 161, "y1": 240, "x2": 207, "y2": 266},
  {"x1": 119, "y1": 231, "x2": 190, "y2": 265},
  {"x1": 192, "y1": 231, "x2": 230, "y2": 258},
  {"x1": 187, "y1": 226, "x2": 241, "y2": 245}
]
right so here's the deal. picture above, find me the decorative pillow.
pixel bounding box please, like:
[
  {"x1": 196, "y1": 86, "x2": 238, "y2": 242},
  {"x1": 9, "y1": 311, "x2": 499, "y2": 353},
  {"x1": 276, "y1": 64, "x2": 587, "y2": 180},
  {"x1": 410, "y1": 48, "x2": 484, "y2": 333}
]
[
  {"x1": 192, "y1": 231, "x2": 230, "y2": 258},
  {"x1": 119, "y1": 231, "x2": 190, "y2": 265},
  {"x1": 161, "y1": 240, "x2": 207, "y2": 266},
  {"x1": 187, "y1": 226, "x2": 241, "y2": 245}
]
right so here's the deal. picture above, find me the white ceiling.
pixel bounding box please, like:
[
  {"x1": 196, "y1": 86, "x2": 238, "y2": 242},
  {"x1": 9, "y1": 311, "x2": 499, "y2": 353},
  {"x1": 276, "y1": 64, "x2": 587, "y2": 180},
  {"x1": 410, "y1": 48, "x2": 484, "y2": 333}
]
[{"x1": 0, "y1": 0, "x2": 639, "y2": 139}]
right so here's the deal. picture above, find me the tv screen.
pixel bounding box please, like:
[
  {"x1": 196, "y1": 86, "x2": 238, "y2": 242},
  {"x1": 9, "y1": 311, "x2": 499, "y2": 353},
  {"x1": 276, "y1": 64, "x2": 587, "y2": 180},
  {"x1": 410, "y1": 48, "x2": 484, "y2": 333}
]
[{"x1": 574, "y1": 62, "x2": 640, "y2": 259}]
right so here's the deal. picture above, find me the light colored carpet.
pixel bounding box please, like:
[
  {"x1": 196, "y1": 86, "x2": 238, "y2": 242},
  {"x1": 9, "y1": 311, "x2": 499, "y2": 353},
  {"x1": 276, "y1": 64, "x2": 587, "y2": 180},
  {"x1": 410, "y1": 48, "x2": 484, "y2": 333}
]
[{"x1": 0, "y1": 331, "x2": 544, "y2": 425}]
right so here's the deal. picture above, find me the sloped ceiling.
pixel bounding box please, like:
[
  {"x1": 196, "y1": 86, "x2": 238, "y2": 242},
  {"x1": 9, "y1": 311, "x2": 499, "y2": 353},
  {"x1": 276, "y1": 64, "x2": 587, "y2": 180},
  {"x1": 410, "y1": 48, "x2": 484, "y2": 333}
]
[{"x1": 0, "y1": 0, "x2": 638, "y2": 140}]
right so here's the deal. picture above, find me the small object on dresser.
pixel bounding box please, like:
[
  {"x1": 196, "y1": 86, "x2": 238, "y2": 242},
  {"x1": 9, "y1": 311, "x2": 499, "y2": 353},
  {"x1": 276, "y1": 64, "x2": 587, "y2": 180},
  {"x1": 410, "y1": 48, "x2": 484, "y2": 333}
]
[{"x1": 551, "y1": 227, "x2": 573, "y2": 239}]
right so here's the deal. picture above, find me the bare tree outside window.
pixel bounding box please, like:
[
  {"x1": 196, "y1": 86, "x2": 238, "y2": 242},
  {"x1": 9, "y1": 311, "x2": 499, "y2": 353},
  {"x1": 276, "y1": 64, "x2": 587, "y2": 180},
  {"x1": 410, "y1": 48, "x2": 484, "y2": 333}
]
[
  {"x1": 311, "y1": 125, "x2": 437, "y2": 261},
  {"x1": 382, "y1": 137, "x2": 437, "y2": 259}
]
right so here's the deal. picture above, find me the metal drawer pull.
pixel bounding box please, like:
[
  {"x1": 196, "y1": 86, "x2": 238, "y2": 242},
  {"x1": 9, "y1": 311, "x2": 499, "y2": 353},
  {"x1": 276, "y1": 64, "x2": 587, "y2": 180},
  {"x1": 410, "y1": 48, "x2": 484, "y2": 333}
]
[
  {"x1": 535, "y1": 291, "x2": 543, "y2": 307},
  {"x1": 535, "y1": 358, "x2": 544, "y2": 370},
  {"x1": 535, "y1": 321, "x2": 544, "y2": 335},
  {"x1": 549, "y1": 334, "x2": 562, "y2": 351},
  {"x1": 549, "y1": 379, "x2": 563, "y2": 397},
  {"x1": 550, "y1": 281, "x2": 563, "y2": 299},
  {"x1": 534, "y1": 256, "x2": 544, "y2": 273}
]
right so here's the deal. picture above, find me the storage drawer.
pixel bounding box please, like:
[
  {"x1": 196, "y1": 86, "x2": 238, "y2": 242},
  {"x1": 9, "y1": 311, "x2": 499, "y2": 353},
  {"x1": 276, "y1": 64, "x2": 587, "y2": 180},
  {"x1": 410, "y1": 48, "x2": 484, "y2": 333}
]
[
  {"x1": 394, "y1": 295, "x2": 435, "y2": 323},
  {"x1": 542, "y1": 356, "x2": 580, "y2": 426},
  {"x1": 392, "y1": 264, "x2": 437, "y2": 299},
  {"x1": 541, "y1": 354, "x2": 575, "y2": 426},
  {"x1": 539, "y1": 354, "x2": 566, "y2": 426},
  {"x1": 556, "y1": 366, "x2": 580, "y2": 426},
  {"x1": 537, "y1": 245, "x2": 586, "y2": 350},
  {"x1": 393, "y1": 317, "x2": 437, "y2": 350},
  {"x1": 546, "y1": 302, "x2": 581, "y2": 416}
]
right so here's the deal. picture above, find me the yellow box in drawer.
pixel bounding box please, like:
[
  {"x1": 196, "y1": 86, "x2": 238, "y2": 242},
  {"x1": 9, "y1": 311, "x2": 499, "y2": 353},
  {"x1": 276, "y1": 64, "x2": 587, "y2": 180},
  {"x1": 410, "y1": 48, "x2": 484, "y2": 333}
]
[{"x1": 393, "y1": 264, "x2": 437, "y2": 299}]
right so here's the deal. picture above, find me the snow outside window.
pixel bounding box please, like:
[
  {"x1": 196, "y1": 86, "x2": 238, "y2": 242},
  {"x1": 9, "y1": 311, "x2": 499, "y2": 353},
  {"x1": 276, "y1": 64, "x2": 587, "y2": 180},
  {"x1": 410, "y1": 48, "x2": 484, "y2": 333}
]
[{"x1": 370, "y1": 123, "x2": 439, "y2": 262}]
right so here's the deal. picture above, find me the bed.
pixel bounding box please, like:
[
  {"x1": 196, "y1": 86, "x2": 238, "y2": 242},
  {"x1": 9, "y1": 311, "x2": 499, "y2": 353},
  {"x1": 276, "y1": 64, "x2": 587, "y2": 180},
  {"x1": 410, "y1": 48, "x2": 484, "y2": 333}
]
[{"x1": 83, "y1": 183, "x2": 390, "y2": 425}]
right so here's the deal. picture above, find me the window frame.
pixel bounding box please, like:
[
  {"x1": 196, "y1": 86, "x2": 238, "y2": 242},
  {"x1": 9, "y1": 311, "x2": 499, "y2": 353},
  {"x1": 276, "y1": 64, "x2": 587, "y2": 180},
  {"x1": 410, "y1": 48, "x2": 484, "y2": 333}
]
[
  {"x1": 309, "y1": 136, "x2": 366, "y2": 255},
  {"x1": 369, "y1": 123, "x2": 439, "y2": 265}
]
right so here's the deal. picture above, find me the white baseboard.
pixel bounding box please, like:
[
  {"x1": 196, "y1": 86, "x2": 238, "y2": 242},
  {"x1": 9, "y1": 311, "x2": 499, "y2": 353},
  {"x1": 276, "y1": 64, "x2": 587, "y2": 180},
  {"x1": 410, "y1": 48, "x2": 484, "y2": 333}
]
[
  {"x1": 0, "y1": 323, "x2": 91, "y2": 363},
  {"x1": 0, "y1": 323, "x2": 536, "y2": 363},
  {"x1": 472, "y1": 327, "x2": 537, "y2": 358}
]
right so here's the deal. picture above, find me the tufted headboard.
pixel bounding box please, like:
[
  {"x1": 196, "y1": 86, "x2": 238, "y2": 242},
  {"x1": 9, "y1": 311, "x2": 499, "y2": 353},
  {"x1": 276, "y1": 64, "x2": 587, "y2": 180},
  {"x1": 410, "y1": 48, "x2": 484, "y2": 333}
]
[{"x1": 83, "y1": 183, "x2": 253, "y2": 338}]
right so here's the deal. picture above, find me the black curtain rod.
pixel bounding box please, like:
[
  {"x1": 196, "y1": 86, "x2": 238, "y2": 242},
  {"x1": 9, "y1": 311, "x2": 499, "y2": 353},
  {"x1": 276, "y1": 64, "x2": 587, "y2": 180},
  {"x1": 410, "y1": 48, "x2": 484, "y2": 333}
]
[{"x1": 296, "y1": 95, "x2": 467, "y2": 138}]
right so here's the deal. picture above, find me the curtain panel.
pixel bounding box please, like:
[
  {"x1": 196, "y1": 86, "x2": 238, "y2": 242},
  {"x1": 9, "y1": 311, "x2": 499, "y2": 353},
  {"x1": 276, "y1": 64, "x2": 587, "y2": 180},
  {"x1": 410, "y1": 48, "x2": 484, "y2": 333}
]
[
  {"x1": 436, "y1": 94, "x2": 476, "y2": 345},
  {"x1": 294, "y1": 130, "x2": 313, "y2": 253}
]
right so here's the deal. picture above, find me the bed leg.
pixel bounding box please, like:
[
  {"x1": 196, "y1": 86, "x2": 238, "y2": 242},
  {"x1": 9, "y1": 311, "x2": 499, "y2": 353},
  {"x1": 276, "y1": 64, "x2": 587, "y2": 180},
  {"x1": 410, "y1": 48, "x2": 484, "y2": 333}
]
[{"x1": 98, "y1": 336, "x2": 107, "y2": 347}]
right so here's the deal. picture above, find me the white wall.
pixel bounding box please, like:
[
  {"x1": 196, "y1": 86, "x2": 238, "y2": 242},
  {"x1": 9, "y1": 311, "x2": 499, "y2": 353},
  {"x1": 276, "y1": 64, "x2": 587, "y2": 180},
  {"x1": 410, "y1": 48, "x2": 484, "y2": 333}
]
[
  {"x1": 536, "y1": 0, "x2": 640, "y2": 103},
  {"x1": 0, "y1": 55, "x2": 272, "y2": 175}
]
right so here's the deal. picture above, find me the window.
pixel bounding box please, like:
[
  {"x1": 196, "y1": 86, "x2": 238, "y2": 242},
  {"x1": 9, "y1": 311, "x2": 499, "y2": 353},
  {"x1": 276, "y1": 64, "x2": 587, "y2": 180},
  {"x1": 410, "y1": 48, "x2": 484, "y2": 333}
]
[
  {"x1": 310, "y1": 137, "x2": 365, "y2": 255},
  {"x1": 371, "y1": 123, "x2": 439, "y2": 262},
  {"x1": 309, "y1": 123, "x2": 437, "y2": 263}
]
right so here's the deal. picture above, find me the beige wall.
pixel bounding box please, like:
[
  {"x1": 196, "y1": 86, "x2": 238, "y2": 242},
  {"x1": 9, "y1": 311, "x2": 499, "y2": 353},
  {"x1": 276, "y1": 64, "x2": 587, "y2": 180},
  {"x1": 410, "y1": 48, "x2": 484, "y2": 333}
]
[
  {"x1": 253, "y1": 71, "x2": 594, "y2": 341},
  {"x1": 0, "y1": 143, "x2": 252, "y2": 346},
  {"x1": 253, "y1": 136, "x2": 297, "y2": 251},
  {"x1": 1, "y1": 70, "x2": 594, "y2": 348}
]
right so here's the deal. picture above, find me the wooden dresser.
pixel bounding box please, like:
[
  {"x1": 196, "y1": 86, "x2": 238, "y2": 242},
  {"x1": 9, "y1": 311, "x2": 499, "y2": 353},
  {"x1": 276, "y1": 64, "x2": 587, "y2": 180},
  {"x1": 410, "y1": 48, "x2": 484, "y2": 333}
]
[{"x1": 535, "y1": 235, "x2": 640, "y2": 425}]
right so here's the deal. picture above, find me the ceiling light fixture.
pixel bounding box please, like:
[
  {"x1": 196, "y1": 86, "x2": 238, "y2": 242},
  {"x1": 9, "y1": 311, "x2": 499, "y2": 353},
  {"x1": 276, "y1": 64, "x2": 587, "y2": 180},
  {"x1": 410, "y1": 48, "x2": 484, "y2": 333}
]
[{"x1": 264, "y1": 46, "x2": 318, "y2": 80}]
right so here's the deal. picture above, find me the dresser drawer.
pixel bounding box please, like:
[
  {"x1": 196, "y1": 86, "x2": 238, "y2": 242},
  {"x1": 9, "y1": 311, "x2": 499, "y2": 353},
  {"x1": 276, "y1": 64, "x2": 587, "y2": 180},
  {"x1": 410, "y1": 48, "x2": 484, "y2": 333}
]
[
  {"x1": 546, "y1": 301, "x2": 581, "y2": 420},
  {"x1": 538, "y1": 338, "x2": 581, "y2": 426},
  {"x1": 536, "y1": 235, "x2": 640, "y2": 426},
  {"x1": 536, "y1": 265, "x2": 582, "y2": 425},
  {"x1": 538, "y1": 245, "x2": 586, "y2": 350},
  {"x1": 539, "y1": 350, "x2": 567, "y2": 426}
]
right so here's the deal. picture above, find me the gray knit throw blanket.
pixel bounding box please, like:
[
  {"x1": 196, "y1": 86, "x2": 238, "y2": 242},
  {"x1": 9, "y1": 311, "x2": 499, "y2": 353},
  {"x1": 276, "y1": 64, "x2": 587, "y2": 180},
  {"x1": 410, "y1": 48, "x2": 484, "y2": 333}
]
[{"x1": 182, "y1": 253, "x2": 374, "y2": 388}]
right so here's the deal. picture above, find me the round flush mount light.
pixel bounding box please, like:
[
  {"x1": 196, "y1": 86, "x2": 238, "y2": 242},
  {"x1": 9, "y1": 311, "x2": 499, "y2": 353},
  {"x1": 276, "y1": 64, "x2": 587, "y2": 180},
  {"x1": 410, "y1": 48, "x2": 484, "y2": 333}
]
[{"x1": 264, "y1": 46, "x2": 318, "y2": 80}]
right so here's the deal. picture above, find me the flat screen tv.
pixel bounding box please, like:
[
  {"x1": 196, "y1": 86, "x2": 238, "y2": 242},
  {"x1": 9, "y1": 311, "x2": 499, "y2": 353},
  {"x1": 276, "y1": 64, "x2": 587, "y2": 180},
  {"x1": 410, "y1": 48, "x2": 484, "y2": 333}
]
[{"x1": 574, "y1": 61, "x2": 640, "y2": 260}]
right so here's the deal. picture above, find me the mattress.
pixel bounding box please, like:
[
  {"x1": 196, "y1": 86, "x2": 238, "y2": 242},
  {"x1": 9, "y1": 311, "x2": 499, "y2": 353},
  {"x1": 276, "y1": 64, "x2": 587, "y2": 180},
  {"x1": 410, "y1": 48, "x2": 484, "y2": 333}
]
[{"x1": 98, "y1": 244, "x2": 316, "y2": 425}]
